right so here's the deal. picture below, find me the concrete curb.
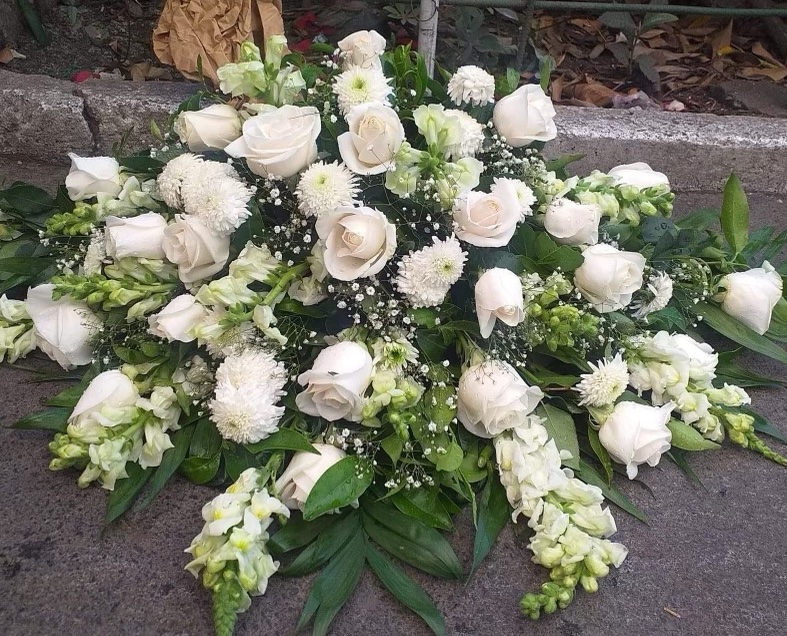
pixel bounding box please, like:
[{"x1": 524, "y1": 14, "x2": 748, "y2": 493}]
[{"x1": 2, "y1": 70, "x2": 786, "y2": 193}]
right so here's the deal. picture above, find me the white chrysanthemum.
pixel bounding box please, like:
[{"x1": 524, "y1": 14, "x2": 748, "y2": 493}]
[
  {"x1": 395, "y1": 236, "x2": 467, "y2": 308},
  {"x1": 333, "y1": 67, "x2": 393, "y2": 116},
  {"x1": 443, "y1": 110, "x2": 485, "y2": 160},
  {"x1": 372, "y1": 334, "x2": 419, "y2": 371},
  {"x1": 210, "y1": 349, "x2": 287, "y2": 444},
  {"x1": 157, "y1": 153, "x2": 204, "y2": 208},
  {"x1": 574, "y1": 353, "x2": 630, "y2": 407},
  {"x1": 181, "y1": 175, "x2": 253, "y2": 236},
  {"x1": 196, "y1": 309, "x2": 258, "y2": 358},
  {"x1": 82, "y1": 230, "x2": 106, "y2": 276},
  {"x1": 492, "y1": 177, "x2": 537, "y2": 220},
  {"x1": 447, "y1": 65, "x2": 496, "y2": 106},
  {"x1": 632, "y1": 272, "x2": 674, "y2": 319},
  {"x1": 294, "y1": 161, "x2": 360, "y2": 217}
]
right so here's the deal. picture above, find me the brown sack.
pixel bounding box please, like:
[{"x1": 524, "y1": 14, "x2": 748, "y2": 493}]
[{"x1": 153, "y1": 0, "x2": 284, "y2": 84}]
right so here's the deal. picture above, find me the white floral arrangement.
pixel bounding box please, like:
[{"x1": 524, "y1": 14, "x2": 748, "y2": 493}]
[{"x1": 2, "y1": 32, "x2": 787, "y2": 636}]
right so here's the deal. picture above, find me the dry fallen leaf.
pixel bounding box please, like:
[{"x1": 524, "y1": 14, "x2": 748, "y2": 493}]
[
  {"x1": 711, "y1": 20, "x2": 734, "y2": 58},
  {"x1": 570, "y1": 81, "x2": 619, "y2": 107},
  {"x1": 751, "y1": 42, "x2": 785, "y2": 68},
  {"x1": 739, "y1": 66, "x2": 787, "y2": 82},
  {"x1": 130, "y1": 62, "x2": 150, "y2": 82}
]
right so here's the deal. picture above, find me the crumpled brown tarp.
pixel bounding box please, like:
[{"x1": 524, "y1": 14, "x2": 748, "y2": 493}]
[{"x1": 153, "y1": 0, "x2": 284, "y2": 85}]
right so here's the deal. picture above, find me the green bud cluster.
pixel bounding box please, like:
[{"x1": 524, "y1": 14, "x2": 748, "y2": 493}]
[
  {"x1": 45, "y1": 202, "x2": 99, "y2": 236},
  {"x1": 527, "y1": 298, "x2": 599, "y2": 352},
  {"x1": 571, "y1": 175, "x2": 674, "y2": 225},
  {"x1": 520, "y1": 575, "x2": 578, "y2": 620},
  {"x1": 723, "y1": 413, "x2": 787, "y2": 466}
]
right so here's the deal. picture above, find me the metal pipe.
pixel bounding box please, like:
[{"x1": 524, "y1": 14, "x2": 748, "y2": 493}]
[
  {"x1": 441, "y1": 0, "x2": 787, "y2": 17},
  {"x1": 419, "y1": 0, "x2": 441, "y2": 78}
]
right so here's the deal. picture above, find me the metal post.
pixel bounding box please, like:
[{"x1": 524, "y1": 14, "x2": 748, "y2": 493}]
[{"x1": 419, "y1": 0, "x2": 441, "y2": 78}]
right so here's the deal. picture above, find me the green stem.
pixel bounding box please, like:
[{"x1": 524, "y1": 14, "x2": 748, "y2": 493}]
[{"x1": 262, "y1": 263, "x2": 309, "y2": 306}]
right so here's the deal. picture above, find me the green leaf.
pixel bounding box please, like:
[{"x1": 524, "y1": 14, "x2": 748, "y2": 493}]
[
  {"x1": 535, "y1": 404, "x2": 580, "y2": 469},
  {"x1": 470, "y1": 474, "x2": 509, "y2": 576},
  {"x1": 189, "y1": 418, "x2": 222, "y2": 457},
  {"x1": 667, "y1": 419, "x2": 720, "y2": 451},
  {"x1": 222, "y1": 445, "x2": 259, "y2": 481},
  {"x1": 0, "y1": 183, "x2": 55, "y2": 215},
  {"x1": 381, "y1": 434, "x2": 404, "y2": 464},
  {"x1": 105, "y1": 463, "x2": 152, "y2": 524},
  {"x1": 279, "y1": 512, "x2": 359, "y2": 576},
  {"x1": 715, "y1": 350, "x2": 785, "y2": 388},
  {"x1": 303, "y1": 456, "x2": 374, "y2": 521},
  {"x1": 0, "y1": 257, "x2": 55, "y2": 276},
  {"x1": 390, "y1": 488, "x2": 454, "y2": 531},
  {"x1": 693, "y1": 302, "x2": 787, "y2": 366},
  {"x1": 16, "y1": 0, "x2": 50, "y2": 46},
  {"x1": 12, "y1": 406, "x2": 71, "y2": 432},
  {"x1": 45, "y1": 383, "x2": 84, "y2": 408},
  {"x1": 578, "y1": 460, "x2": 649, "y2": 523},
  {"x1": 539, "y1": 55, "x2": 556, "y2": 93},
  {"x1": 268, "y1": 514, "x2": 337, "y2": 555},
  {"x1": 435, "y1": 441, "x2": 464, "y2": 472},
  {"x1": 641, "y1": 12, "x2": 679, "y2": 32},
  {"x1": 136, "y1": 425, "x2": 194, "y2": 510},
  {"x1": 118, "y1": 156, "x2": 166, "y2": 174},
  {"x1": 666, "y1": 450, "x2": 707, "y2": 490},
  {"x1": 366, "y1": 545, "x2": 446, "y2": 636},
  {"x1": 416, "y1": 329, "x2": 448, "y2": 361},
  {"x1": 599, "y1": 11, "x2": 637, "y2": 39},
  {"x1": 362, "y1": 500, "x2": 463, "y2": 579},
  {"x1": 635, "y1": 55, "x2": 660, "y2": 85},
  {"x1": 720, "y1": 174, "x2": 749, "y2": 254},
  {"x1": 245, "y1": 428, "x2": 317, "y2": 454},
  {"x1": 587, "y1": 427, "x2": 613, "y2": 483},
  {"x1": 675, "y1": 208, "x2": 719, "y2": 231},
  {"x1": 180, "y1": 453, "x2": 220, "y2": 484}
]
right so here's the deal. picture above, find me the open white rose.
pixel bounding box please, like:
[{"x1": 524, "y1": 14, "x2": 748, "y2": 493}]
[
  {"x1": 574, "y1": 244, "x2": 645, "y2": 313},
  {"x1": 175, "y1": 104, "x2": 242, "y2": 152},
  {"x1": 162, "y1": 215, "x2": 231, "y2": 284},
  {"x1": 458, "y1": 361, "x2": 544, "y2": 438},
  {"x1": 274, "y1": 444, "x2": 347, "y2": 511},
  {"x1": 337, "y1": 30, "x2": 387, "y2": 70},
  {"x1": 296, "y1": 341, "x2": 374, "y2": 422},
  {"x1": 65, "y1": 153, "x2": 123, "y2": 201},
  {"x1": 543, "y1": 199, "x2": 602, "y2": 246},
  {"x1": 225, "y1": 104, "x2": 320, "y2": 178},
  {"x1": 338, "y1": 103, "x2": 404, "y2": 175},
  {"x1": 492, "y1": 84, "x2": 557, "y2": 147},
  {"x1": 148, "y1": 294, "x2": 207, "y2": 342},
  {"x1": 717, "y1": 261, "x2": 783, "y2": 335},
  {"x1": 598, "y1": 401, "x2": 673, "y2": 479},
  {"x1": 68, "y1": 369, "x2": 139, "y2": 431},
  {"x1": 105, "y1": 212, "x2": 167, "y2": 260},
  {"x1": 315, "y1": 206, "x2": 396, "y2": 281},
  {"x1": 608, "y1": 162, "x2": 669, "y2": 190},
  {"x1": 454, "y1": 180, "x2": 521, "y2": 247},
  {"x1": 475, "y1": 268, "x2": 525, "y2": 338},
  {"x1": 26, "y1": 284, "x2": 99, "y2": 370}
]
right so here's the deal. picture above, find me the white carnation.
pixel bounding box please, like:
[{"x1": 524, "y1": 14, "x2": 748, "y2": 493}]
[
  {"x1": 632, "y1": 271, "x2": 674, "y2": 319},
  {"x1": 447, "y1": 65, "x2": 496, "y2": 106},
  {"x1": 443, "y1": 110, "x2": 485, "y2": 160},
  {"x1": 395, "y1": 236, "x2": 467, "y2": 307},
  {"x1": 295, "y1": 161, "x2": 360, "y2": 218},
  {"x1": 332, "y1": 67, "x2": 393, "y2": 116},
  {"x1": 574, "y1": 353, "x2": 630, "y2": 407},
  {"x1": 181, "y1": 175, "x2": 253, "y2": 236}
]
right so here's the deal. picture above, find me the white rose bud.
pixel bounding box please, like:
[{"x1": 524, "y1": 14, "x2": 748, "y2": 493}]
[
  {"x1": 65, "y1": 153, "x2": 123, "y2": 201},
  {"x1": 607, "y1": 162, "x2": 669, "y2": 190},
  {"x1": 315, "y1": 206, "x2": 396, "y2": 281},
  {"x1": 543, "y1": 199, "x2": 602, "y2": 246},
  {"x1": 105, "y1": 212, "x2": 168, "y2": 260},
  {"x1": 174, "y1": 104, "x2": 242, "y2": 152},
  {"x1": 68, "y1": 369, "x2": 139, "y2": 432},
  {"x1": 337, "y1": 30, "x2": 387, "y2": 70},
  {"x1": 598, "y1": 401, "x2": 673, "y2": 479},
  {"x1": 454, "y1": 180, "x2": 521, "y2": 248},
  {"x1": 492, "y1": 84, "x2": 557, "y2": 147},
  {"x1": 162, "y1": 215, "x2": 231, "y2": 284},
  {"x1": 225, "y1": 104, "x2": 321, "y2": 178},
  {"x1": 574, "y1": 244, "x2": 645, "y2": 313},
  {"x1": 457, "y1": 361, "x2": 544, "y2": 438},
  {"x1": 717, "y1": 261, "x2": 783, "y2": 335},
  {"x1": 475, "y1": 268, "x2": 525, "y2": 338},
  {"x1": 25, "y1": 284, "x2": 99, "y2": 370},
  {"x1": 296, "y1": 341, "x2": 374, "y2": 422},
  {"x1": 274, "y1": 444, "x2": 347, "y2": 511},
  {"x1": 338, "y1": 103, "x2": 404, "y2": 175},
  {"x1": 148, "y1": 294, "x2": 207, "y2": 342}
]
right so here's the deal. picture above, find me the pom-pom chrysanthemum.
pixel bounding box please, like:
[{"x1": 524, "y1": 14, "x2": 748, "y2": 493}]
[
  {"x1": 395, "y1": 236, "x2": 467, "y2": 308},
  {"x1": 574, "y1": 353, "x2": 630, "y2": 407},
  {"x1": 443, "y1": 110, "x2": 485, "y2": 161},
  {"x1": 181, "y1": 175, "x2": 253, "y2": 236},
  {"x1": 295, "y1": 161, "x2": 360, "y2": 217},
  {"x1": 447, "y1": 65, "x2": 496, "y2": 107},
  {"x1": 333, "y1": 67, "x2": 393, "y2": 115},
  {"x1": 157, "y1": 153, "x2": 204, "y2": 208}
]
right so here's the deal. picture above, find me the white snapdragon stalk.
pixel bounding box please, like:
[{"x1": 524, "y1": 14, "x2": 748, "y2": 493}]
[{"x1": 0, "y1": 295, "x2": 35, "y2": 363}]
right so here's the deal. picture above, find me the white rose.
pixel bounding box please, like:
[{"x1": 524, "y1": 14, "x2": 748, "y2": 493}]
[
  {"x1": 492, "y1": 84, "x2": 557, "y2": 147},
  {"x1": 717, "y1": 261, "x2": 783, "y2": 335},
  {"x1": 25, "y1": 284, "x2": 99, "y2": 370},
  {"x1": 174, "y1": 104, "x2": 242, "y2": 152},
  {"x1": 543, "y1": 199, "x2": 602, "y2": 246},
  {"x1": 338, "y1": 103, "x2": 404, "y2": 175},
  {"x1": 662, "y1": 333, "x2": 718, "y2": 385},
  {"x1": 598, "y1": 401, "x2": 673, "y2": 479},
  {"x1": 574, "y1": 244, "x2": 645, "y2": 313},
  {"x1": 475, "y1": 268, "x2": 525, "y2": 338},
  {"x1": 296, "y1": 341, "x2": 374, "y2": 422},
  {"x1": 274, "y1": 444, "x2": 347, "y2": 511},
  {"x1": 454, "y1": 180, "x2": 521, "y2": 248},
  {"x1": 608, "y1": 162, "x2": 669, "y2": 190},
  {"x1": 105, "y1": 212, "x2": 167, "y2": 260},
  {"x1": 224, "y1": 105, "x2": 321, "y2": 178},
  {"x1": 148, "y1": 294, "x2": 207, "y2": 342},
  {"x1": 337, "y1": 30, "x2": 387, "y2": 70},
  {"x1": 315, "y1": 206, "x2": 396, "y2": 281},
  {"x1": 457, "y1": 361, "x2": 544, "y2": 438},
  {"x1": 68, "y1": 369, "x2": 139, "y2": 432},
  {"x1": 162, "y1": 215, "x2": 231, "y2": 284},
  {"x1": 65, "y1": 153, "x2": 123, "y2": 201}
]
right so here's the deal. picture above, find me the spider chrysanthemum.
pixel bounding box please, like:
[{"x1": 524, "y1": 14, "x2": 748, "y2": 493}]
[
  {"x1": 181, "y1": 174, "x2": 253, "y2": 236},
  {"x1": 395, "y1": 236, "x2": 467, "y2": 308},
  {"x1": 332, "y1": 67, "x2": 392, "y2": 116},
  {"x1": 447, "y1": 65, "x2": 496, "y2": 107},
  {"x1": 575, "y1": 353, "x2": 630, "y2": 407},
  {"x1": 443, "y1": 110, "x2": 485, "y2": 161},
  {"x1": 295, "y1": 161, "x2": 360, "y2": 217}
]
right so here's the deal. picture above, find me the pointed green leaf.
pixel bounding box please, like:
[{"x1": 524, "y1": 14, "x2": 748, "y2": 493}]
[
  {"x1": 303, "y1": 456, "x2": 374, "y2": 521},
  {"x1": 136, "y1": 425, "x2": 195, "y2": 510},
  {"x1": 599, "y1": 11, "x2": 637, "y2": 38},
  {"x1": 641, "y1": 12, "x2": 679, "y2": 33},
  {"x1": 245, "y1": 427, "x2": 317, "y2": 454},
  {"x1": 268, "y1": 514, "x2": 337, "y2": 555},
  {"x1": 536, "y1": 404, "x2": 580, "y2": 469},
  {"x1": 470, "y1": 474, "x2": 509, "y2": 576},
  {"x1": 279, "y1": 512, "x2": 359, "y2": 576},
  {"x1": 180, "y1": 453, "x2": 220, "y2": 484},
  {"x1": 390, "y1": 488, "x2": 454, "y2": 531},
  {"x1": 12, "y1": 407, "x2": 71, "y2": 432},
  {"x1": 588, "y1": 427, "x2": 613, "y2": 483},
  {"x1": 578, "y1": 460, "x2": 649, "y2": 524},
  {"x1": 720, "y1": 174, "x2": 749, "y2": 254},
  {"x1": 105, "y1": 463, "x2": 152, "y2": 524}
]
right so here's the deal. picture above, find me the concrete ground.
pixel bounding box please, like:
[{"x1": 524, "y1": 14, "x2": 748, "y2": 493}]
[{"x1": 1, "y1": 163, "x2": 787, "y2": 636}]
